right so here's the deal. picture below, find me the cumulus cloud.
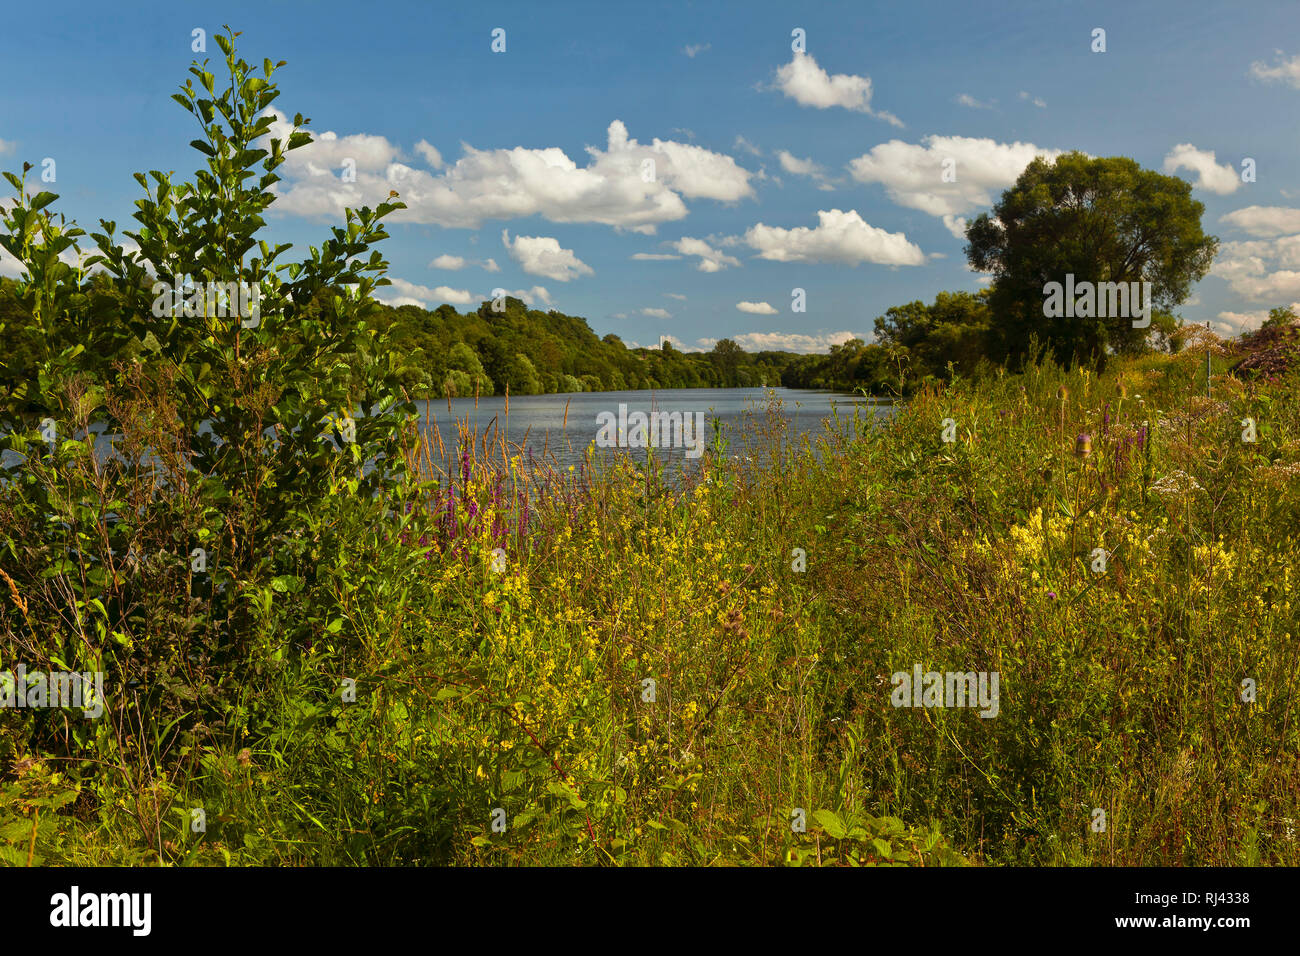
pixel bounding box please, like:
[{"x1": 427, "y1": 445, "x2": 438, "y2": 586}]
[
  {"x1": 1211, "y1": 238, "x2": 1300, "y2": 299},
  {"x1": 683, "y1": 43, "x2": 711, "y2": 58},
  {"x1": 521, "y1": 285, "x2": 554, "y2": 307},
  {"x1": 1250, "y1": 51, "x2": 1300, "y2": 88},
  {"x1": 664, "y1": 292, "x2": 686, "y2": 300},
  {"x1": 1, "y1": 235, "x2": 144, "y2": 279},
  {"x1": 501, "y1": 230, "x2": 593, "y2": 281},
  {"x1": 414, "y1": 141, "x2": 444, "y2": 169},
  {"x1": 848, "y1": 135, "x2": 1064, "y2": 238},
  {"x1": 265, "y1": 111, "x2": 754, "y2": 234},
  {"x1": 429, "y1": 254, "x2": 500, "y2": 271},
  {"x1": 776, "y1": 150, "x2": 835, "y2": 190},
  {"x1": 487, "y1": 285, "x2": 554, "y2": 308},
  {"x1": 1163, "y1": 143, "x2": 1241, "y2": 195},
  {"x1": 0, "y1": 246, "x2": 26, "y2": 279},
  {"x1": 733, "y1": 135, "x2": 763, "y2": 157},
  {"x1": 742, "y1": 208, "x2": 925, "y2": 266},
  {"x1": 1220, "y1": 205, "x2": 1300, "y2": 238},
  {"x1": 1213, "y1": 234, "x2": 1300, "y2": 301},
  {"x1": 377, "y1": 278, "x2": 477, "y2": 308},
  {"x1": 640, "y1": 307, "x2": 672, "y2": 319},
  {"x1": 718, "y1": 330, "x2": 861, "y2": 354},
  {"x1": 631, "y1": 252, "x2": 683, "y2": 261},
  {"x1": 736, "y1": 301, "x2": 778, "y2": 314},
  {"x1": 772, "y1": 53, "x2": 903, "y2": 126},
  {"x1": 1018, "y1": 90, "x2": 1047, "y2": 108},
  {"x1": 955, "y1": 94, "x2": 994, "y2": 110},
  {"x1": 671, "y1": 236, "x2": 742, "y2": 272}
]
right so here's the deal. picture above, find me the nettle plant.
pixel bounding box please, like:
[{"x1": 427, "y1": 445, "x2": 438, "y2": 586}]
[{"x1": 0, "y1": 29, "x2": 419, "y2": 774}]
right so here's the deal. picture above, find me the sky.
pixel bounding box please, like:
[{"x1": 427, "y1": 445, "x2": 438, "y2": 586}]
[{"x1": 3, "y1": 0, "x2": 1300, "y2": 352}]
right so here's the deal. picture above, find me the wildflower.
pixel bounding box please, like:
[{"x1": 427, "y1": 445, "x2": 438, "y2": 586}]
[
  {"x1": 1150, "y1": 470, "x2": 1205, "y2": 499},
  {"x1": 1075, "y1": 433, "x2": 1092, "y2": 458}
]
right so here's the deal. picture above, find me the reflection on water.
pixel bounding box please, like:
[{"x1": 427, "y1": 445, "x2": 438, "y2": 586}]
[
  {"x1": 422, "y1": 387, "x2": 893, "y2": 473},
  {"x1": 2, "y1": 388, "x2": 897, "y2": 481}
]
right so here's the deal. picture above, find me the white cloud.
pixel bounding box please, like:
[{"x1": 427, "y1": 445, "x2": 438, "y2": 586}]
[
  {"x1": 956, "y1": 94, "x2": 994, "y2": 110},
  {"x1": 742, "y1": 208, "x2": 925, "y2": 267},
  {"x1": 1220, "y1": 205, "x2": 1300, "y2": 238},
  {"x1": 1214, "y1": 310, "x2": 1267, "y2": 335},
  {"x1": 1250, "y1": 51, "x2": 1300, "y2": 88},
  {"x1": 726, "y1": 330, "x2": 861, "y2": 354},
  {"x1": 265, "y1": 111, "x2": 754, "y2": 234},
  {"x1": 0, "y1": 138, "x2": 13, "y2": 155},
  {"x1": 776, "y1": 150, "x2": 819, "y2": 177},
  {"x1": 0, "y1": 246, "x2": 26, "y2": 279},
  {"x1": 736, "y1": 301, "x2": 777, "y2": 314},
  {"x1": 624, "y1": 338, "x2": 675, "y2": 351},
  {"x1": 734, "y1": 135, "x2": 763, "y2": 157},
  {"x1": 501, "y1": 230, "x2": 593, "y2": 281},
  {"x1": 378, "y1": 278, "x2": 477, "y2": 308},
  {"x1": 664, "y1": 292, "x2": 686, "y2": 300},
  {"x1": 772, "y1": 52, "x2": 903, "y2": 126},
  {"x1": 671, "y1": 236, "x2": 741, "y2": 272},
  {"x1": 415, "y1": 141, "x2": 444, "y2": 169},
  {"x1": 370, "y1": 277, "x2": 553, "y2": 313},
  {"x1": 1018, "y1": 90, "x2": 1047, "y2": 108},
  {"x1": 522, "y1": 286, "x2": 553, "y2": 307},
  {"x1": 683, "y1": 43, "x2": 711, "y2": 58},
  {"x1": 487, "y1": 285, "x2": 555, "y2": 308},
  {"x1": 1213, "y1": 304, "x2": 1300, "y2": 336},
  {"x1": 428, "y1": 254, "x2": 502, "y2": 272},
  {"x1": 1213, "y1": 234, "x2": 1300, "y2": 301},
  {"x1": 640, "y1": 307, "x2": 672, "y2": 319},
  {"x1": 1162, "y1": 143, "x2": 1240, "y2": 195},
  {"x1": 848, "y1": 135, "x2": 1064, "y2": 237},
  {"x1": 775, "y1": 149, "x2": 835, "y2": 190},
  {"x1": 1, "y1": 235, "x2": 144, "y2": 279},
  {"x1": 631, "y1": 252, "x2": 683, "y2": 261}
]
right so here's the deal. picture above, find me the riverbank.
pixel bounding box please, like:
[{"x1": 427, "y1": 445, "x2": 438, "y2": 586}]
[{"x1": 4, "y1": 343, "x2": 1298, "y2": 866}]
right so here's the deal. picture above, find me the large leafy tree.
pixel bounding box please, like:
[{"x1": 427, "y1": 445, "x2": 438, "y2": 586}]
[
  {"x1": 966, "y1": 152, "x2": 1217, "y2": 369},
  {"x1": 873, "y1": 289, "x2": 993, "y2": 381}
]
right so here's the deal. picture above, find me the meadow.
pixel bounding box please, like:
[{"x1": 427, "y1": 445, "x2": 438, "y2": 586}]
[{"x1": 4, "y1": 325, "x2": 1297, "y2": 867}]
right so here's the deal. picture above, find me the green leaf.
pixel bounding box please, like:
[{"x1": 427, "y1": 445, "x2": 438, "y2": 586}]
[{"x1": 812, "y1": 809, "x2": 848, "y2": 839}]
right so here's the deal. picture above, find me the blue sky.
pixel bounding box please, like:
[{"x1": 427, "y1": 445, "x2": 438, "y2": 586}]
[{"x1": 4, "y1": 0, "x2": 1300, "y2": 351}]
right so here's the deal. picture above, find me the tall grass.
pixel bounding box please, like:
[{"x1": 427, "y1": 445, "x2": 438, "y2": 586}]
[{"x1": 4, "y1": 335, "x2": 1298, "y2": 866}]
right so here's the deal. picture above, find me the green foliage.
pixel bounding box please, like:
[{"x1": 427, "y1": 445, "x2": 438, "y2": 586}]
[
  {"x1": 967, "y1": 152, "x2": 1218, "y2": 370},
  {"x1": 0, "y1": 27, "x2": 416, "y2": 841}
]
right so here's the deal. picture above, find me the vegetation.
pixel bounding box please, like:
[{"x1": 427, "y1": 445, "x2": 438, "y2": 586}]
[{"x1": 2, "y1": 33, "x2": 1297, "y2": 868}]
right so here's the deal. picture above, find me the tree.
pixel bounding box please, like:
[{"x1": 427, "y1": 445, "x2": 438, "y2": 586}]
[
  {"x1": 966, "y1": 152, "x2": 1218, "y2": 370},
  {"x1": 447, "y1": 340, "x2": 494, "y2": 395},
  {"x1": 0, "y1": 28, "x2": 416, "y2": 773},
  {"x1": 874, "y1": 290, "x2": 992, "y2": 381},
  {"x1": 1263, "y1": 306, "x2": 1298, "y2": 330},
  {"x1": 711, "y1": 338, "x2": 743, "y2": 386}
]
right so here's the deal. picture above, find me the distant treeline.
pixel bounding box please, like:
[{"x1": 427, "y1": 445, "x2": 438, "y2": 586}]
[{"x1": 365, "y1": 289, "x2": 1002, "y2": 398}]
